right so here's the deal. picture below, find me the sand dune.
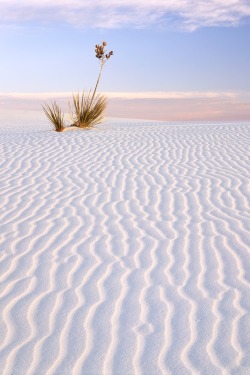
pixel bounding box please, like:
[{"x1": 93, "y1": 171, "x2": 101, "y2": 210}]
[{"x1": 0, "y1": 116, "x2": 250, "y2": 374}]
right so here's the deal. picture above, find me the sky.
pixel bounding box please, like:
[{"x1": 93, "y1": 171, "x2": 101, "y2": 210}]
[{"x1": 1, "y1": 0, "x2": 250, "y2": 120}]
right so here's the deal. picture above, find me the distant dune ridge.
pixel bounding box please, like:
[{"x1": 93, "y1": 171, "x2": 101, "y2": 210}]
[{"x1": 0, "y1": 116, "x2": 250, "y2": 374}]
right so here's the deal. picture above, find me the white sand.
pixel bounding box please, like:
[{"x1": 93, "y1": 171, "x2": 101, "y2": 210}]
[{"x1": 0, "y1": 115, "x2": 250, "y2": 374}]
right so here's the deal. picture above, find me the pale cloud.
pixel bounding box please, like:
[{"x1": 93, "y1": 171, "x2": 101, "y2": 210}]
[
  {"x1": 1, "y1": 91, "x2": 248, "y2": 100},
  {"x1": 105, "y1": 91, "x2": 242, "y2": 100},
  {"x1": 0, "y1": 0, "x2": 250, "y2": 30}
]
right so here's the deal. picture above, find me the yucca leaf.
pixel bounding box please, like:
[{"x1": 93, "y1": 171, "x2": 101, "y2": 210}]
[
  {"x1": 70, "y1": 91, "x2": 107, "y2": 128},
  {"x1": 42, "y1": 101, "x2": 65, "y2": 132}
]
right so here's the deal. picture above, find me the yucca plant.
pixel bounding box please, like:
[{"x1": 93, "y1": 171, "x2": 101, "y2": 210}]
[
  {"x1": 70, "y1": 91, "x2": 107, "y2": 128},
  {"x1": 71, "y1": 42, "x2": 113, "y2": 128},
  {"x1": 42, "y1": 41, "x2": 113, "y2": 131},
  {"x1": 42, "y1": 101, "x2": 65, "y2": 132}
]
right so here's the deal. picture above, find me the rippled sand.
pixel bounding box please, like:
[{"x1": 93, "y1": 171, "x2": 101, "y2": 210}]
[{"x1": 1, "y1": 116, "x2": 250, "y2": 374}]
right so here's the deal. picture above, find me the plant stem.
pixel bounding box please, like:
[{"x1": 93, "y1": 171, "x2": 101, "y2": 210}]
[{"x1": 90, "y1": 58, "x2": 105, "y2": 109}]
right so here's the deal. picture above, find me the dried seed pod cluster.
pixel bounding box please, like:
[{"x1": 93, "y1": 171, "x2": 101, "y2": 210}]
[{"x1": 95, "y1": 41, "x2": 113, "y2": 61}]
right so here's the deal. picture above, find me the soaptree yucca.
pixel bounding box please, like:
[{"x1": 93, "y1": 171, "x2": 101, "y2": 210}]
[{"x1": 42, "y1": 42, "x2": 113, "y2": 131}]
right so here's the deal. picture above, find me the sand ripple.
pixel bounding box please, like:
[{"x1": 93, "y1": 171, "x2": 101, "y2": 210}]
[{"x1": 0, "y1": 118, "x2": 250, "y2": 374}]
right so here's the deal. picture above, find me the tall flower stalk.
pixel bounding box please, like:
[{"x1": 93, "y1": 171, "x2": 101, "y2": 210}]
[{"x1": 89, "y1": 42, "x2": 113, "y2": 109}]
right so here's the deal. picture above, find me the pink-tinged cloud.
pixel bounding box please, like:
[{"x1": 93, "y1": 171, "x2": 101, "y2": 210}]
[
  {"x1": 107, "y1": 98, "x2": 250, "y2": 121},
  {"x1": 0, "y1": 91, "x2": 250, "y2": 121}
]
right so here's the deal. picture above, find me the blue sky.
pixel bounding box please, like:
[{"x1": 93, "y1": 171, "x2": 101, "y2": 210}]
[{"x1": 1, "y1": 0, "x2": 250, "y2": 120}]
